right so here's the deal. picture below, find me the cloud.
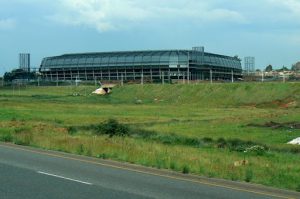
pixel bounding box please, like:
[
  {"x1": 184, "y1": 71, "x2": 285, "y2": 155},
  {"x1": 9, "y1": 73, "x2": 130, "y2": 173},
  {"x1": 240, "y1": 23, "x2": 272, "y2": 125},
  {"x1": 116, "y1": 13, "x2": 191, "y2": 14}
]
[
  {"x1": 48, "y1": 0, "x2": 246, "y2": 32},
  {"x1": 265, "y1": 0, "x2": 300, "y2": 21},
  {"x1": 0, "y1": 18, "x2": 15, "y2": 30}
]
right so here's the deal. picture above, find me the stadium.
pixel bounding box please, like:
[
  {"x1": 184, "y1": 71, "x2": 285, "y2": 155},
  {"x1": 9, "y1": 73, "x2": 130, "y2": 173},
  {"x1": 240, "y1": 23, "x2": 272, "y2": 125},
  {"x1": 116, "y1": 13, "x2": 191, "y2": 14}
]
[{"x1": 39, "y1": 47, "x2": 242, "y2": 82}]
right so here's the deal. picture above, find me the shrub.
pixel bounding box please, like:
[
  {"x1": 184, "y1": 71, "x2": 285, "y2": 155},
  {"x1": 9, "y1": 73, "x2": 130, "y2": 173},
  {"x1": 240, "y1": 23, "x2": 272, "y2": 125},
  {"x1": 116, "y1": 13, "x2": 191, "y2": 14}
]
[
  {"x1": 182, "y1": 165, "x2": 190, "y2": 174},
  {"x1": 202, "y1": 137, "x2": 213, "y2": 143},
  {"x1": 170, "y1": 161, "x2": 177, "y2": 170},
  {"x1": 217, "y1": 138, "x2": 227, "y2": 148},
  {"x1": 183, "y1": 137, "x2": 202, "y2": 147},
  {"x1": 245, "y1": 145, "x2": 266, "y2": 156}
]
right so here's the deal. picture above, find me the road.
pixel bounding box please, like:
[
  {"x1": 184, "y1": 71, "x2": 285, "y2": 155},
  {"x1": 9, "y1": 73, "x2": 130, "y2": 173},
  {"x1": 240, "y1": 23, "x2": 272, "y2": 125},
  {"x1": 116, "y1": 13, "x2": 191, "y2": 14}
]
[{"x1": 0, "y1": 143, "x2": 298, "y2": 199}]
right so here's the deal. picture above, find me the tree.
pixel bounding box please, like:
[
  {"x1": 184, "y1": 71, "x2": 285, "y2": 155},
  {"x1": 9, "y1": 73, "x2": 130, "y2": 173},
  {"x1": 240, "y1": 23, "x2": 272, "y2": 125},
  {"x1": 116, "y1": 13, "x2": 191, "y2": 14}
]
[
  {"x1": 3, "y1": 69, "x2": 35, "y2": 82},
  {"x1": 277, "y1": 66, "x2": 289, "y2": 72},
  {"x1": 291, "y1": 62, "x2": 300, "y2": 71},
  {"x1": 265, "y1": 65, "x2": 273, "y2": 72}
]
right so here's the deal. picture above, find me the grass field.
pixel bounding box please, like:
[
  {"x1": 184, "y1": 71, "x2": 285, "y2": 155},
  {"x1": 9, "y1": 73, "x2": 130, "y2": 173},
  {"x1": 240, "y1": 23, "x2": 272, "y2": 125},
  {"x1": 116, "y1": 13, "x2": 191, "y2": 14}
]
[{"x1": 0, "y1": 82, "x2": 300, "y2": 191}]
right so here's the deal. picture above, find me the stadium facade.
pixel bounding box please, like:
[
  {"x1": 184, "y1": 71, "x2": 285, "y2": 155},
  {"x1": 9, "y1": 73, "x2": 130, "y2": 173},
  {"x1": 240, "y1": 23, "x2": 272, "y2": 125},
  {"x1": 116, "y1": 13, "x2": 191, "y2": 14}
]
[{"x1": 39, "y1": 47, "x2": 242, "y2": 82}]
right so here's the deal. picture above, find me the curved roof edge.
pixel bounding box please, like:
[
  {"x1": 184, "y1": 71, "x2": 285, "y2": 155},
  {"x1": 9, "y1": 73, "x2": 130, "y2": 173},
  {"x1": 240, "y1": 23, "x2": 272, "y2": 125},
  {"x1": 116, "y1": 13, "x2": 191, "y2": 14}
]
[{"x1": 43, "y1": 49, "x2": 240, "y2": 61}]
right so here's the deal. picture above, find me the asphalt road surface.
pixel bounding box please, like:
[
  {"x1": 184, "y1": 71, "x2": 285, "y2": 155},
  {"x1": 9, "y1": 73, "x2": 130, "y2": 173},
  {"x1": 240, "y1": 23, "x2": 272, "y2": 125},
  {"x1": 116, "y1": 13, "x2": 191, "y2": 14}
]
[{"x1": 0, "y1": 143, "x2": 298, "y2": 199}]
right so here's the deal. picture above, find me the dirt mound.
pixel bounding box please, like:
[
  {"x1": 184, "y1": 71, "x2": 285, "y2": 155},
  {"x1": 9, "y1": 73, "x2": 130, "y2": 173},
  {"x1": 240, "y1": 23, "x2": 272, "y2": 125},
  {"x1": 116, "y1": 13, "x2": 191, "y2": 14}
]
[{"x1": 255, "y1": 98, "x2": 297, "y2": 109}]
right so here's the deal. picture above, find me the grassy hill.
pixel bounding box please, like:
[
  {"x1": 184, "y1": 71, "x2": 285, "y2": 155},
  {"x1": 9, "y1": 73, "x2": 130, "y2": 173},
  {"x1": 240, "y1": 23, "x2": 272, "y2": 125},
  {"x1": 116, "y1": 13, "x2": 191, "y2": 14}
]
[
  {"x1": 0, "y1": 82, "x2": 300, "y2": 191},
  {"x1": 111, "y1": 82, "x2": 300, "y2": 106}
]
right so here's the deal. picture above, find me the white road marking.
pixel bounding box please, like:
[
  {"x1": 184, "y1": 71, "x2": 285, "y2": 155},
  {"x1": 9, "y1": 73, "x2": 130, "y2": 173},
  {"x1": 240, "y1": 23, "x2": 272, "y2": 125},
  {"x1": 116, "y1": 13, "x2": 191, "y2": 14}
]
[{"x1": 37, "y1": 171, "x2": 92, "y2": 185}]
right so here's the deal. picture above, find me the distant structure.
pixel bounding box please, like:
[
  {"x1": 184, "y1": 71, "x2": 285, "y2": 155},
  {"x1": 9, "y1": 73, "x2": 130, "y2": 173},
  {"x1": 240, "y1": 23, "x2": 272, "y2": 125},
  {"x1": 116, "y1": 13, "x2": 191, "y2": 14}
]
[
  {"x1": 40, "y1": 47, "x2": 242, "y2": 82},
  {"x1": 244, "y1": 57, "x2": 255, "y2": 75},
  {"x1": 19, "y1": 53, "x2": 30, "y2": 72}
]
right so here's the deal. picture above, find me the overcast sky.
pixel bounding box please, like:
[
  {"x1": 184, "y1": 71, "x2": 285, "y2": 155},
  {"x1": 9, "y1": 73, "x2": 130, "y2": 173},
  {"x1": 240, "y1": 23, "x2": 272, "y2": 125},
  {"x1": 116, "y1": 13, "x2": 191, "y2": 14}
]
[{"x1": 0, "y1": 0, "x2": 299, "y2": 75}]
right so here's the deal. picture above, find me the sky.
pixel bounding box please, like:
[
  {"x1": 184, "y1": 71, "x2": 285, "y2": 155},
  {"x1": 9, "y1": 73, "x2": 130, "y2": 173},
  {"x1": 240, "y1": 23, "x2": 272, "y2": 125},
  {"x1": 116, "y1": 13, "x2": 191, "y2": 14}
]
[{"x1": 0, "y1": 0, "x2": 299, "y2": 75}]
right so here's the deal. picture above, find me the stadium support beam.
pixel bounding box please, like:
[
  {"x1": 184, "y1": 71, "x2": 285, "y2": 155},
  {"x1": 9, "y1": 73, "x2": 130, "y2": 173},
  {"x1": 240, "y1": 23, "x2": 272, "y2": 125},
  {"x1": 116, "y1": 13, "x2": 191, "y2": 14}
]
[
  {"x1": 168, "y1": 68, "x2": 171, "y2": 83},
  {"x1": 141, "y1": 69, "x2": 144, "y2": 85}
]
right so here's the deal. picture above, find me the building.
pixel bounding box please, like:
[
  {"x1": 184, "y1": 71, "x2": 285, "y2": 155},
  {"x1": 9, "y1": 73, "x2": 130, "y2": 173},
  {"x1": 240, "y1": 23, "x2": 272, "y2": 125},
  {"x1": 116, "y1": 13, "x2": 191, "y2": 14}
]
[
  {"x1": 39, "y1": 47, "x2": 242, "y2": 82},
  {"x1": 244, "y1": 57, "x2": 255, "y2": 75},
  {"x1": 19, "y1": 53, "x2": 30, "y2": 72}
]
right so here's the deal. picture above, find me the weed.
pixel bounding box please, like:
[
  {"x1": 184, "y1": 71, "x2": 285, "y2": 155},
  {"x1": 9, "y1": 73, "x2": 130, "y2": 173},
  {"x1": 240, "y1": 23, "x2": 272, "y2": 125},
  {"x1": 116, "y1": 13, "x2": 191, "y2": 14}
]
[
  {"x1": 182, "y1": 165, "x2": 190, "y2": 174},
  {"x1": 13, "y1": 135, "x2": 32, "y2": 146},
  {"x1": 97, "y1": 153, "x2": 108, "y2": 159},
  {"x1": 76, "y1": 144, "x2": 84, "y2": 155},
  {"x1": 296, "y1": 184, "x2": 300, "y2": 192},
  {"x1": 85, "y1": 148, "x2": 92, "y2": 156},
  {"x1": 14, "y1": 127, "x2": 31, "y2": 134},
  {"x1": 0, "y1": 132, "x2": 13, "y2": 142},
  {"x1": 170, "y1": 161, "x2": 177, "y2": 170},
  {"x1": 245, "y1": 168, "x2": 254, "y2": 182},
  {"x1": 54, "y1": 118, "x2": 64, "y2": 124},
  {"x1": 67, "y1": 126, "x2": 78, "y2": 135}
]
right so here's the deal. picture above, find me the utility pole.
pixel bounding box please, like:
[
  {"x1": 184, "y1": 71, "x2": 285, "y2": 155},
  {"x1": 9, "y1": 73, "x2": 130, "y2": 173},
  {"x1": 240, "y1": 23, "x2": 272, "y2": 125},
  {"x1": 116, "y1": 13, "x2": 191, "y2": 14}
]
[
  {"x1": 261, "y1": 71, "x2": 264, "y2": 82},
  {"x1": 210, "y1": 69, "x2": 213, "y2": 84},
  {"x1": 231, "y1": 70, "x2": 234, "y2": 83},
  {"x1": 187, "y1": 51, "x2": 190, "y2": 84}
]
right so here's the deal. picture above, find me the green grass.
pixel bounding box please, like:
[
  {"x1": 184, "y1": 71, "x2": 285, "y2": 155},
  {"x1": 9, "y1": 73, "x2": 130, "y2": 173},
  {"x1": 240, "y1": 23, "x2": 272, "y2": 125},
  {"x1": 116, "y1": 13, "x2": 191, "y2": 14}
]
[{"x1": 0, "y1": 82, "x2": 300, "y2": 191}]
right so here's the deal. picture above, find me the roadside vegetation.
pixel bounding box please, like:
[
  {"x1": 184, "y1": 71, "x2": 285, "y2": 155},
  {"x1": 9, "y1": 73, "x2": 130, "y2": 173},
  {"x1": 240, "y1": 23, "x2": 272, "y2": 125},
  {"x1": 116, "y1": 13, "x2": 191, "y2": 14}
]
[{"x1": 0, "y1": 82, "x2": 300, "y2": 191}]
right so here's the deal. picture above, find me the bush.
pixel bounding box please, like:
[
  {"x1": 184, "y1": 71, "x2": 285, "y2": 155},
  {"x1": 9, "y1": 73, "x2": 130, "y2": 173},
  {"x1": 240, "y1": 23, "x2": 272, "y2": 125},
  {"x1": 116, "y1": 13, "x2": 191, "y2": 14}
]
[{"x1": 96, "y1": 119, "x2": 129, "y2": 137}]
